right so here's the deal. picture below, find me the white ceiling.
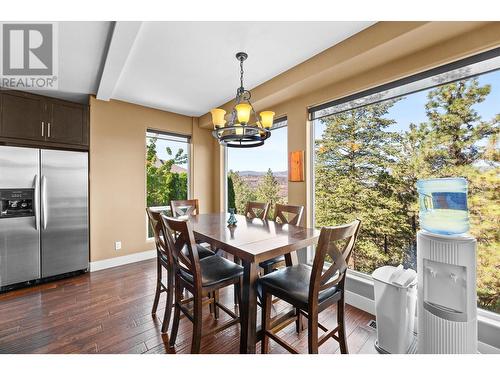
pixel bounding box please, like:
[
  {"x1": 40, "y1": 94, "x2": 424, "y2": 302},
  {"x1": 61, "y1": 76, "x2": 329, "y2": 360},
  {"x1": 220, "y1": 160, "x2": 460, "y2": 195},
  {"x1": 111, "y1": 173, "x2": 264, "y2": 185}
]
[
  {"x1": 111, "y1": 22, "x2": 374, "y2": 116},
  {"x1": 38, "y1": 21, "x2": 113, "y2": 102},
  {"x1": 41, "y1": 21, "x2": 375, "y2": 115}
]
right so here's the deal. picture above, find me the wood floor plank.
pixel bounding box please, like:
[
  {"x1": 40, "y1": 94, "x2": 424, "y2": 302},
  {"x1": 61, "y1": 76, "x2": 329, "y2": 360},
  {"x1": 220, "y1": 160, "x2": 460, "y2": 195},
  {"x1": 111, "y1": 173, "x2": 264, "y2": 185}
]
[{"x1": 0, "y1": 258, "x2": 375, "y2": 354}]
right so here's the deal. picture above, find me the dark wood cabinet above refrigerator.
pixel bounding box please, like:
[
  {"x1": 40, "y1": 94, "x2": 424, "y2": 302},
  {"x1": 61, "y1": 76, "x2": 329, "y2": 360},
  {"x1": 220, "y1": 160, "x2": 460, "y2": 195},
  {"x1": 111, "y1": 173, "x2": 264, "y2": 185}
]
[{"x1": 0, "y1": 90, "x2": 89, "y2": 150}]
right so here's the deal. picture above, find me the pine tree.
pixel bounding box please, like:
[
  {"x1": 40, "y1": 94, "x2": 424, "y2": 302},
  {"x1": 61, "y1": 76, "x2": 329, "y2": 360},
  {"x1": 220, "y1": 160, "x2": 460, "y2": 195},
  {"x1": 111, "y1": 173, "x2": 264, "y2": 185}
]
[
  {"x1": 315, "y1": 100, "x2": 411, "y2": 272},
  {"x1": 256, "y1": 168, "x2": 282, "y2": 218},
  {"x1": 230, "y1": 171, "x2": 256, "y2": 214},
  {"x1": 424, "y1": 78, "x2": 496, "y2": 174},
  {"x1": 469, "y1": 163, "x2": 500, "y2": 312},
  {"x1": 227, "y1": 171, "x2": 236, "y2": 211},
  {"x1": 392, "y1": 122, "x2": 435, "y2": 268}
]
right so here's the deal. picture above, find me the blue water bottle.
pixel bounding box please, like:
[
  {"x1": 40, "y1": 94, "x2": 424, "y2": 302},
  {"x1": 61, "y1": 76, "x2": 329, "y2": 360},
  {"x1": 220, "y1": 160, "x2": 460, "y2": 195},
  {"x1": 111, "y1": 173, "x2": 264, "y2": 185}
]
[{"x1": 416, "y1": 177, "x2": 469, "y2": 235}]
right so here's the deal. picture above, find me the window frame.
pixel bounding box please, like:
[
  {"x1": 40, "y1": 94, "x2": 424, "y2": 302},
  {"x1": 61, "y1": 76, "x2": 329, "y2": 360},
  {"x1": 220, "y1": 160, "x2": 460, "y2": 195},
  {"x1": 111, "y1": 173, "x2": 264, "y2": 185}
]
[
  {"x1": 145, "y1": 128, "x2": 192, "y2": 240},
  {"x1": 309, "y1": 49, "x2": 500, "y2": 318}
]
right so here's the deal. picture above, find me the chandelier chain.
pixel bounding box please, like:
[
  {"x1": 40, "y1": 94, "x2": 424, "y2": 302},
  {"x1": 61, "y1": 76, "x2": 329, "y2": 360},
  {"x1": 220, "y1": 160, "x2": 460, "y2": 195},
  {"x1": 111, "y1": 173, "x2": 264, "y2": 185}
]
[{"x1": 240, "y1": 58, "x2": 244, "y2": 92}]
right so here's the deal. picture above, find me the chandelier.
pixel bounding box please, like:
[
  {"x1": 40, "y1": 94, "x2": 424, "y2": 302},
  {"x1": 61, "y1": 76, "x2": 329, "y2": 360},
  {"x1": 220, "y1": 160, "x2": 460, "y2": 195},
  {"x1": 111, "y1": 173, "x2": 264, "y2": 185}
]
[{"x1": 211, "y1": 52, "x2": 275, "y2": 148}]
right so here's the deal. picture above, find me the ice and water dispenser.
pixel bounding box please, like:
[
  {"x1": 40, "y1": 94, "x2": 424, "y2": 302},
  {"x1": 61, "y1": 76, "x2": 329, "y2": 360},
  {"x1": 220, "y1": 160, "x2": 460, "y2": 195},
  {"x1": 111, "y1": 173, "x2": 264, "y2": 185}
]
[
  {"x1": 0, "y1": 189, "x2": 35, "y2": 219},
  {"x1": 416, "y1": 178, "x2": 477, "y2": 354}
]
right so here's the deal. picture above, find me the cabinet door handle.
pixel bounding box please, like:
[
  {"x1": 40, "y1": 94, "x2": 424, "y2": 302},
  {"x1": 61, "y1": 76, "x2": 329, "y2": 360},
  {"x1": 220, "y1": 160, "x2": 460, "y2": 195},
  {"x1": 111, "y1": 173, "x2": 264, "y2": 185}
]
[
  {"x1": 47, "y1": 122, "x2": 51, "y2": 138},
  {"x1": 41, "y1": 121, "x2": 44, "y2": 137}
]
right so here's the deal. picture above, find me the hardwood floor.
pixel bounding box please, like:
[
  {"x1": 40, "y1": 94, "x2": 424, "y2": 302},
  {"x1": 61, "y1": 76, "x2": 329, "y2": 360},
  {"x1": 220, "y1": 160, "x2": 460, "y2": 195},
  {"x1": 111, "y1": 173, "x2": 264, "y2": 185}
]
[{"x1": 0, "y1": 259, "x2": 376, "y2": 354}]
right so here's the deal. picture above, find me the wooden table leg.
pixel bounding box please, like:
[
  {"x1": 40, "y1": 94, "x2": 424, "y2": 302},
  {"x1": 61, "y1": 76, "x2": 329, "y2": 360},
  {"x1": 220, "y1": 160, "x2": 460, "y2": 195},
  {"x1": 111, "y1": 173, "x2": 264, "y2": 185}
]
[
  {"x1": 284, "y1": 251, "x2": 299, "y2": 267},
  {"x1": 239, "y1": 261, "x2": 259, "y2": 354},
  {"x1": 284, "y1": 251, "x2": 304, "y2": 332}
]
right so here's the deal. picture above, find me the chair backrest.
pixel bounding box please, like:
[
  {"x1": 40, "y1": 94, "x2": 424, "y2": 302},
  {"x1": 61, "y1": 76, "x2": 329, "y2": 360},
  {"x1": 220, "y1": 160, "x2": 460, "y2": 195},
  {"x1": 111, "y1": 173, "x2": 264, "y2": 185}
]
[
  {"x1": 309, "y1": 220, "x2": 361, "y2": 302},
  {"x1": 245, "y1": 201, "x2": 270, "y2": 220},
  {"x1": 146, "y1": 207, "x2": 173, "y2": 265},
  {"x1": 161, "y1": 215, "x2": 202, "y2": 288},
  {"x1": 170, "y1": 199, "x2": 199, "y2": 218},
  {"x1": 273, "y1": 204, "x2": 304, "y2": 226}
]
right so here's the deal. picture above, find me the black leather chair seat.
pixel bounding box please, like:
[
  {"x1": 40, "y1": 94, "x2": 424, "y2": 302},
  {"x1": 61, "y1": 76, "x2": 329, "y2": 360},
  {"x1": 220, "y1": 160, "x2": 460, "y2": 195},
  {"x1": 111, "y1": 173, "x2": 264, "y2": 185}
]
[
  {"x1": 179, "y1": 255, "x2": 243, "y2": 287},
  {"x1": 259, "y1": 255, "x2": 285, "y2": 269},
  {"x1": 182, "y1": 244, "x2": 214, "y2": 259},
  {"x1": 258, "y1": 264, "x2": 340, "y2": 308}
]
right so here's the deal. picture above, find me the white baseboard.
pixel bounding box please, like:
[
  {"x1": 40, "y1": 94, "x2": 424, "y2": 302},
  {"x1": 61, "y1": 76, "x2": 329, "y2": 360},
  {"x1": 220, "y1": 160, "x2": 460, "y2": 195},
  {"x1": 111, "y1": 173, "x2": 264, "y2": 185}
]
[
  {"x1": 345, "y1": 289, "x2": 375, "y2": 316},
  {"x1": 89, "y1": 249, "x2": 156, "y2": 272}
]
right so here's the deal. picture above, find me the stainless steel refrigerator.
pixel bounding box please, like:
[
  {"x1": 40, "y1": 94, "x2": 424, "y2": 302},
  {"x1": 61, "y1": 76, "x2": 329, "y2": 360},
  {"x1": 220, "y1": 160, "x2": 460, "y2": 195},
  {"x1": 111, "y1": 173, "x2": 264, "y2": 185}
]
[{"x1": 0, "y1": 145, "x2": 88, "y2": 288}]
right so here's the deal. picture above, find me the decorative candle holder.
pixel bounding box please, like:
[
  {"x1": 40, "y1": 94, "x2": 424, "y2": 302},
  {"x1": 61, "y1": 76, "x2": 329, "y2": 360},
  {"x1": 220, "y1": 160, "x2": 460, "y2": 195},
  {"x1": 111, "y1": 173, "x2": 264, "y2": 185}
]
[{"x1": 227, "y1": 208, "x2": 238, "y2": 227}]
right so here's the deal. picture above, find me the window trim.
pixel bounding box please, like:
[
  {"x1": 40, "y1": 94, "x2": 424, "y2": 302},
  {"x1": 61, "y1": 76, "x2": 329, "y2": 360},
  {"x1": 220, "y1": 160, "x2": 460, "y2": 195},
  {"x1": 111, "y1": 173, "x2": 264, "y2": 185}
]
[
  {"x1": 146, "y1": 129, "x2": 192, "y2": 143},
  {"x1": 272, "y1": 115, "x2": 288, "y2": 130},
  {"x1": 223, "y1": 144, "x2": 228, "y2": 212}
]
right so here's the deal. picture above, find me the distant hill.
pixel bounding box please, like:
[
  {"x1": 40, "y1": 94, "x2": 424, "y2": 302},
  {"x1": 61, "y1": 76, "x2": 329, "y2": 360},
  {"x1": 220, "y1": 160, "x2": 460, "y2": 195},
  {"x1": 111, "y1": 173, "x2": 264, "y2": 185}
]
[
  {"x1": 154, "y1": 158, "x2": 188, "y2": 174},
  {"x1": 234, "y1": 170, "x2": 288, "y2": 199},
  {"x1": 236, "y1": 170, "x2": 287, "y2": 177},
  {"x1": 171, "y1": 164, "x2": 188, "y2": 173}
]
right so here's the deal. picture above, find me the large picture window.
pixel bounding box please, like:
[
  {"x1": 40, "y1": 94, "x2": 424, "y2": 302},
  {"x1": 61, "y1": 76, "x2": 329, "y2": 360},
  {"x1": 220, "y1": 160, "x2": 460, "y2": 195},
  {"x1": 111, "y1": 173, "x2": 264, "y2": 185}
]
[
  {"x1": 312, "y1": 52, "x2": 500, "y2": 314},
  {"x1": 146, "y1": 130, "x2": 190, "y2": 235},
  {"x1": 226, "y1": 118, "x2": 288, "y2": 218}
]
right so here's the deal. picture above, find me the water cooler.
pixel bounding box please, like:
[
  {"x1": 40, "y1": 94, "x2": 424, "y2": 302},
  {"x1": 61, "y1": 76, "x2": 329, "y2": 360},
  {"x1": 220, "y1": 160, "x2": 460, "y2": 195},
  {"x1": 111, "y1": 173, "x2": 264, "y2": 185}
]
[{"x1": 417, "y1": 230, "x2": 477, "y2": 353}]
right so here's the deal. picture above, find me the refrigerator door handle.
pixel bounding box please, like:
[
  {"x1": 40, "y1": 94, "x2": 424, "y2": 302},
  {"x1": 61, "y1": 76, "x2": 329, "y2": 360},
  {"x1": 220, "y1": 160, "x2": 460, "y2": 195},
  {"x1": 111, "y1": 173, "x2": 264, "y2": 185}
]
[
  {"x1": 33, "y1": 174, "x2": 40, "y2": 230},
  {"x1": 41, "y1": 175, "x2": 48, "y2": 229}
]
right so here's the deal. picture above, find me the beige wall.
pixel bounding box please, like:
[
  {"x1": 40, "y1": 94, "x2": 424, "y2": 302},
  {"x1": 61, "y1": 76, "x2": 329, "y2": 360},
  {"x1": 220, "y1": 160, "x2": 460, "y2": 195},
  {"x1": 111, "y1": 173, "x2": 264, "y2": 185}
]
[
  {"x1": 206, "y1": 21, "x2": 500, "y2": 226},
  {"x1": 190, "y1": 117, "x2": 216, "y2": 214},
  {"x1": 89, "y1": 97, "x2": 214, "y2": 262}
]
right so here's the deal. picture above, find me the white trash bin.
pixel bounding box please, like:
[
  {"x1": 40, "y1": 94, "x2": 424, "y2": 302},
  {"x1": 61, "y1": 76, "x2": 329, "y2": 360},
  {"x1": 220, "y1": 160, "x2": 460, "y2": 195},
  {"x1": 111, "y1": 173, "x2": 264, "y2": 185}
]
[{"x1": 372, "y1": 265, "x2": 417, "y2": 354}]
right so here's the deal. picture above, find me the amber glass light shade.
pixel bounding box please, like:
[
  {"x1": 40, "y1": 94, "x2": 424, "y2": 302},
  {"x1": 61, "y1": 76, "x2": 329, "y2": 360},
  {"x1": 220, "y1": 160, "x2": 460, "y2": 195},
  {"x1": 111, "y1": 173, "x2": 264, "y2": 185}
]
[
  {"x1": 235, "y1": 103, "x2": 251, "y2": 124},
  {"x1": 210, "y1": 108, "x2": 226, "y2": 128},
  {"x1": 259, "y1": 111, "x2": 275, "y2": 129}
]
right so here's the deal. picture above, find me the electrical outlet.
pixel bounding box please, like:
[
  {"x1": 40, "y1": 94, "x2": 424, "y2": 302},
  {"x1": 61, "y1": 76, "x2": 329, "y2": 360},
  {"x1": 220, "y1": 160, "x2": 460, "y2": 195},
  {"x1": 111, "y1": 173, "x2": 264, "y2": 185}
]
[{"x1": 115, "y1": 241, "x2": 122, "y2": 251}]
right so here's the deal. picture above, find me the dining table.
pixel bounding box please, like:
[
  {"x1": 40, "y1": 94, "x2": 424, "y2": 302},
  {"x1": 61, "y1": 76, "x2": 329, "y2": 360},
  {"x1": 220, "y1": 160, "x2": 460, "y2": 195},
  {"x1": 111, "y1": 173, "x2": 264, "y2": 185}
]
[{"x1": 188, "y1": 212, "x2": 320, "y2": 354}]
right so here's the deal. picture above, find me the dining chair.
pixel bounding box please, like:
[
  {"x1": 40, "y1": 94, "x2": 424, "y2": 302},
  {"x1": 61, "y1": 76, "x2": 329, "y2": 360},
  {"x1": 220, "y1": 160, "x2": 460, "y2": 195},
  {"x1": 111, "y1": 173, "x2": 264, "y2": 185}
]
[
  {"x1": 163, "y1": 215, "x2": 243, "y2": 353},
  {"x1": 259, "y1": 219, "x2": 361, "y2": 354},
  {"x1": 171, "y1": 198, "x2": 229, "y2": 315},
  {"x1": 259, "y1": 203, "x2": 305, "y2": 275},
  {"x1": 258, "y1": 204, "x2": 305, "y2": 331},
  {"x1": 146, "y1": 207, "x2": 174, "y2": 334},
  {"x1": 227, "y1": 200, "x2": 271, "y2": 307},
  {"x1": 245, "y1": 201, "x2": 270, "y2": 220},
  {"x1": 170, "y1": 198, "x2": 214, "y2": 250},
  {"x1": 170, "y1": 199, "x2": 199, "y2": 217},
  {"x1": 146, "y1": 207, "x2": 215, "y2": 334}
]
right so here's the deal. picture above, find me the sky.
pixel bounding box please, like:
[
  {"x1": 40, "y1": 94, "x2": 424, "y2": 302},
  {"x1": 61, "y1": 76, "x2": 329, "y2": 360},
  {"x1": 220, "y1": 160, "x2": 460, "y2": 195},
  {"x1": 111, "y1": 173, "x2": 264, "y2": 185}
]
[
  {"x1": 227, "y1": 126, "x2": 288, "y2": 172},
  {"x1": 148, "y1": 137, "x2": 189, "y2": 166},
  {"x1": 151, "y1": 69, "x2": 499, "y2": 173}
]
